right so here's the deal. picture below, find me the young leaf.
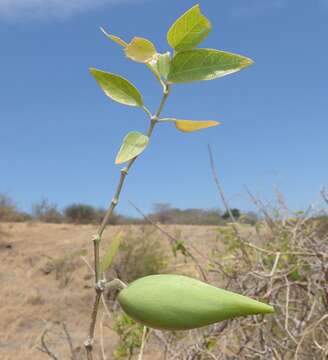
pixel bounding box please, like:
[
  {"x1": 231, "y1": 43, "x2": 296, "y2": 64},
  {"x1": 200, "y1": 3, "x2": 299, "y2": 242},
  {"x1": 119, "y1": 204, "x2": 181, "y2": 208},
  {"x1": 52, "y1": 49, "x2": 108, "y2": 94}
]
[
  {"x1": 174, "y1": 119, "x2": 220, "y2": 132},
  {"x1": 167, "y1": 4, "x2": 211, "y2": 52},
  {"x1": 125, "y1": 37, "x2": 157, "y2": 63},
  {"x1": 115, "y1": 131, "x2": 149, "y2": 164},
  {"x1": 156, "y1": 52, "x2": 171, "y2": 80},
  {"x1": 167, "y1": 49, "x2": 254, "y2": 83},
  {"x1": 90, "y1": 68, "x2": 143, "y2": 107},
  {"x1": 100, "y1": 29, "x2": 162, "y2": 82},
  {"x1": 100, "y1": 27, "x2": 127, "y2": 47},
  {"x1": 146, "y1": 57, "x2": 161, "y2": 81},
  {"x1": 100, "y1": 232, "x2": 124, "y2": 273}
]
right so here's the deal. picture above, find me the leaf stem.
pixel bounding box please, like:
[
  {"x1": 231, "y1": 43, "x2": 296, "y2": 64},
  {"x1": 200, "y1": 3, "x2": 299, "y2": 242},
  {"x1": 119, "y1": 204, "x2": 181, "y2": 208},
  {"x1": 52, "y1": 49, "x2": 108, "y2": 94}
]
[
  {"x1": 84, "y1": 83, "x2": 171, "y2": 359},
  {"x1": 142, "y1": 105, "x2": 152, "y2": 119}
]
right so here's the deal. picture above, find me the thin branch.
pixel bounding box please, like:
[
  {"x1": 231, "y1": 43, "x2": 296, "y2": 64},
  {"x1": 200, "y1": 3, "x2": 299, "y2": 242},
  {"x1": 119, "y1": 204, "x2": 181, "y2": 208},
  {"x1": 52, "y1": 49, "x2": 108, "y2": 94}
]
[
  {"x1": 207, "y1": 144, "x2": 251, "y2": 265},
  {"x1": 38, "y1": 328, "x2": 60, "y2": 360},
  {"x1": 81, "y1": 256, "x2": 95, "y2": 274},
  {"x1": 294, "y1": 314, "x2": 328, "y2": 360},
  {"x1": 284, "y1": 276, "x2": 297, "y2": 345},
  {"x1": 207, "y1": 144, "x2": 236, "y2": 223},
  {"x1": 62, "y1": 322, "x2": 78, "y2": 360},
  {"x1": 85, "y1": 84, "x2": 171, "y2": 358},
  {"x1": 244, "y1": 185, "x2": 275, "y2": 230},
  {"x1": 137, "y1": 327, "x2": 149, "y2": 360},
  {"x1": 100, "y1": 313, "x2": 107, "y2": 360}
]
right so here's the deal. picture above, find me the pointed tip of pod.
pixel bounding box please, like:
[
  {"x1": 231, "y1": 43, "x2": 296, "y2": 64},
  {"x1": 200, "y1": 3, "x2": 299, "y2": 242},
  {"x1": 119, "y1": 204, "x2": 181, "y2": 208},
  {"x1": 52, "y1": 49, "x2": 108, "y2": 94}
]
[
  {"x1": 117, "y1": 274, "x2": 274, "y2": 330},
  {"x1": 240, "y1": 296, "x2": 274, "y2": 315}
]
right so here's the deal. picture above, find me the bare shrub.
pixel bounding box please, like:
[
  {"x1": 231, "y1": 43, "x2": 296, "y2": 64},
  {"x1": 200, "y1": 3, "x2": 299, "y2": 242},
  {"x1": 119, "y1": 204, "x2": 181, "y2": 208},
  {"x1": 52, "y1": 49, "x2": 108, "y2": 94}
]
[
  {"x1": 32, "y1": 199, "x2": 63, "y2": 223},
  {"x1": 202, "y1": 208, "x2": 328, "y2": 359},
  {"x1": 0, "y1": 193, "x2": 31, "y2": 222}
]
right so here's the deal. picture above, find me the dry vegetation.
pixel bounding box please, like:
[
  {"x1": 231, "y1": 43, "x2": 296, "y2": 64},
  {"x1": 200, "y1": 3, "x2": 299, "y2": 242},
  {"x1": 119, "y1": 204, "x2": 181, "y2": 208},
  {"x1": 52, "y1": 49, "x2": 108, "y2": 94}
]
[
  {"x1": 1, "y1": 196, "x2": 328, "y2": 360},
  {"x1": 0, "y1": 222, "x2": 218, "y2": 360}
]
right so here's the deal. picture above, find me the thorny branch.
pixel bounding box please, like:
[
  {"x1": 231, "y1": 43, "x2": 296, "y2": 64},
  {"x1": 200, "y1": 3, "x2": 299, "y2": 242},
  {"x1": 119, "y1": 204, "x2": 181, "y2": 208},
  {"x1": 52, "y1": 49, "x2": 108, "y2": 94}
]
[{"x1": 203, "y1": 145, "x2": 328, "y2": 359}]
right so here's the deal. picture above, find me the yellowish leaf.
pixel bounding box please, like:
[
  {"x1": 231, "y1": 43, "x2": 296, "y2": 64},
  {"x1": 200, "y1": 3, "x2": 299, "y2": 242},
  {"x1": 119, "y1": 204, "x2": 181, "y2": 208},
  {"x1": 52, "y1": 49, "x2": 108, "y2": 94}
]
[
  {"x1": 125, "y1": 37, "x2": 157, "y2": 63},
  {"x1": 175, "y1": 120, "x2": 220, "y2": 132},
  {"x1": 100, "y1": 27, "x2": 128, "y2": 47}
]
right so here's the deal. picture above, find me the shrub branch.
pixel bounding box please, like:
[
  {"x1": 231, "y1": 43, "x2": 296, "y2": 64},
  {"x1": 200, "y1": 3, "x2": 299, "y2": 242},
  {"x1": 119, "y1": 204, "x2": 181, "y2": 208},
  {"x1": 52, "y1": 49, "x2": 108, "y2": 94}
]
[{"x1": 84, "y1": 84, "x2": 171, "y2": 359}]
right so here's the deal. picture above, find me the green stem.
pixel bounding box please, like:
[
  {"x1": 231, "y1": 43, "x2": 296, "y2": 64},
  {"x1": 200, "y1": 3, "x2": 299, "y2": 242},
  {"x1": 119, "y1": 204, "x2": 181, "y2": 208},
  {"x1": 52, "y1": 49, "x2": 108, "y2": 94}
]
[{"x1": 84, "y1": 83, "x2": 171, "y2": 359}]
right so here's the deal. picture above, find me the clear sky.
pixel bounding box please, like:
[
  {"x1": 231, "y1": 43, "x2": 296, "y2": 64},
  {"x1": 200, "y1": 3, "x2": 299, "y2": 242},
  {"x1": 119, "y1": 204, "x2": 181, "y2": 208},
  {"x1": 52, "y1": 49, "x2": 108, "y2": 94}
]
[{"x1": 1, "y1": 0, "x2": 327, "y2": 216}]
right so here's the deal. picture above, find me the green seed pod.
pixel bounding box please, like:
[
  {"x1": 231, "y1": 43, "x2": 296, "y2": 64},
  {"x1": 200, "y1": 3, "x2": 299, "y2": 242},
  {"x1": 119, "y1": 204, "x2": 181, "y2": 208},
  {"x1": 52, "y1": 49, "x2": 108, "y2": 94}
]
[{"x1": 118, "y1": 274, "x2": 274, "y2": 330}]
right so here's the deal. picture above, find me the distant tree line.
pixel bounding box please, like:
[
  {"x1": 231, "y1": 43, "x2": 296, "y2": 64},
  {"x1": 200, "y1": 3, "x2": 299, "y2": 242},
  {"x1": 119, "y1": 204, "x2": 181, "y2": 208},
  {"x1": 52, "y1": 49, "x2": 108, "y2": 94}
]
[{"x1": 0, "y1": 194, "x2": 259, "y2": 225}]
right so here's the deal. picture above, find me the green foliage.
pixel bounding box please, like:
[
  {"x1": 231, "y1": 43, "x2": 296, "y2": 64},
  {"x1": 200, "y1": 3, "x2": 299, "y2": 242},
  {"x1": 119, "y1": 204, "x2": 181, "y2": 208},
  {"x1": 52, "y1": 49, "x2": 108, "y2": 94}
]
[
  {"x1": 217, "y1": 225, "x2": 241, "y2": 253},
  {"x1": 89, "y1": 68, "x2": 143, "y2": 107},
  {"x1": 100, "y1": 231, "x2": 123, "y2": 273},
  {"x1": 91, "y1": 4, "x2": 253, "y2": 164},
  {"x1": 115, "y1": 131, "x2": 149, "y2": 164},
  {"x1": 167, "y1": 4, "x2": 211, "y2": 52},
  {"x1": 222, "y1": 208, "x2": 241, "y2": 220},
  {"x1": 167, "y1": 49, "x2": 253, "y2": 83},
  {"x1": 171, "y1": 239, "x2": 188, "y2": 257},
  {"x1": 109, "y1": 227, "x2": 169, "y2": 283},
  {"x1": 64, "y1": 203, "x2": 97, "y2": 224},
  {"x1": 112, "y1": 313, "x2": 144, "y2": 359}
]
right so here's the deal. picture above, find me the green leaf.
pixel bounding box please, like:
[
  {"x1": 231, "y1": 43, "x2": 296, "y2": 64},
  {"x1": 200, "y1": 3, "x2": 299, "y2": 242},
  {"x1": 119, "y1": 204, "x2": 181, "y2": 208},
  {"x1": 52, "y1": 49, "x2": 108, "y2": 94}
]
[
  {"x1": 100, "y1": 232, "x2": 123, "y2": 273},
  {"x1": 125, "y1": 37, "x2": 157, "y2": 63},
  {"x1": 167, "y1": 4, "x2": 211, "y2": 52},
  {"x1": 116, "y1": 131, "x2": 149, "y2": 164},
  {"x1": 167, "y1": 49, "x2": 254, "y2": 83},
  {"x1": 90, "y1": 68, "x2": 143, "y2": 107}
]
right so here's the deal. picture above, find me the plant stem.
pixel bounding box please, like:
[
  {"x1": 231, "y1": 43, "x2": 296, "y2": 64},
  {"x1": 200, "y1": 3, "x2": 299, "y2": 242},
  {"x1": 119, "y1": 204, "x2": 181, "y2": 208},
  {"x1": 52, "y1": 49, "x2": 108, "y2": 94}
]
[{"x1": 84, "y1": 83, "x2": 171, "y2": 359}]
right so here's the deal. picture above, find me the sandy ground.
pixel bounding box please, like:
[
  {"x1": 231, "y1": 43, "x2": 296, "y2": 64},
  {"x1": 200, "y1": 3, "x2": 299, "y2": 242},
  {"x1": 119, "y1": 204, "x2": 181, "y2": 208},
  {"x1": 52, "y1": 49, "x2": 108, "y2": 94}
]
[{"x1": 0, "y1": 222, "x2": 218, "y2": 360}]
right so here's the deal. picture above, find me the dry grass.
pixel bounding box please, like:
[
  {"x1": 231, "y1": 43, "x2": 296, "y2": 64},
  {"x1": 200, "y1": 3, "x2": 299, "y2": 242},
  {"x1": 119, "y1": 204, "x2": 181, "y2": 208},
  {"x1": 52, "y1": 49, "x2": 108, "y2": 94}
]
[
  {"x1": 0, "y1": 222, "x2": 218, "y2": 360},
  {"x1": 2, "y1": 214, "x2": 327, "y2": 360}
]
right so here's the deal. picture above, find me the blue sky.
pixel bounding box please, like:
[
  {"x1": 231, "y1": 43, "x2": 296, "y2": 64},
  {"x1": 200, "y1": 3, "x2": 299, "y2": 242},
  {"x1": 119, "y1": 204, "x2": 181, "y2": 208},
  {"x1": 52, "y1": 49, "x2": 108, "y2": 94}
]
[{"x1": 1, "y1": 0, "x2": 327, "y2": 216}]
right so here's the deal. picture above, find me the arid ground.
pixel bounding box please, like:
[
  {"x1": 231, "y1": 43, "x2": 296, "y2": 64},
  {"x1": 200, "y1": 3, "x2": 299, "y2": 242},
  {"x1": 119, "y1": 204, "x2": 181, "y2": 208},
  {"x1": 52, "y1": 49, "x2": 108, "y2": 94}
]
[{"x1": 0, "y1": 222, "x2": 218, "y2": 360}]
